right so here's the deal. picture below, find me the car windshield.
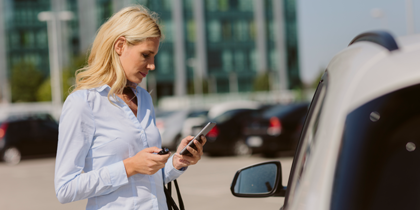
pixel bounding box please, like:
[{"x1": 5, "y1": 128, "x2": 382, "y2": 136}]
[
  {"x1": 187, "y1": 110, "x2": 208, "y2": 118},
  {"x1": 331, "y1": 83, "x2": 420, "y2": 210}
]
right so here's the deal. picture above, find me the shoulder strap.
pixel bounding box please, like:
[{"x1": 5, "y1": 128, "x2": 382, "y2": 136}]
[
  {"x1": 174, "y1": 180, "x2": 184, "y2": 210},
  {"x1": 164, "y1": 183, "x2": 179, "y2": 210},
  {"x1": 162, "y1": 167, "x2": 185, "y2": 210}
]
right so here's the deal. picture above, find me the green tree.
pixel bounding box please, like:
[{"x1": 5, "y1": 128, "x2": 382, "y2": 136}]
[
  {"x1": 253, "y1": 72, "x2": 270, "y2": 91},
  {"x1": 37, "y1": 54, "x2": 88, "y2": 102},
  {"x1": 10, "y1": 62, "x2": 44, "y2": 102},
  {"x1": 187, "y1": 79, "x2": 209, "y2": 95}
]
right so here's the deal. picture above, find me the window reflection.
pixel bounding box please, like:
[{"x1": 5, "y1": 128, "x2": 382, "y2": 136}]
[
  {"x1": 222, "y1": 50, "x2": 233, "y2": 72},
  {"x1": 208, "y1": 20, "x2": 221, "y2": 42}
]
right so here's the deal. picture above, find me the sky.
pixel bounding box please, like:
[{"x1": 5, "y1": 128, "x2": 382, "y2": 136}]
[{"x1": 297, "y1": 0, "x2": 420, "y2": 85}]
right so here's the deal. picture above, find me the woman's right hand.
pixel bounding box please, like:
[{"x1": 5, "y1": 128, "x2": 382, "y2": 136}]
[{"x1": 123, "y1": 147, "x2": 171, "y2": 177}]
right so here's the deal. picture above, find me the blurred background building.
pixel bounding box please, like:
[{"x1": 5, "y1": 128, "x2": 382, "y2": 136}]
[{"x1": 0, "y1": 0, "x2": 300, "y2": 115}]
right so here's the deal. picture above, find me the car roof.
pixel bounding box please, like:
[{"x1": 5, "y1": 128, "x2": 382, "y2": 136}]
[
  {"x1": 207, "y1": 100, "x2": 260, "y2": 119},
  {"x1": 327, "y1": 33, "x2": 420, "y2": 113}
]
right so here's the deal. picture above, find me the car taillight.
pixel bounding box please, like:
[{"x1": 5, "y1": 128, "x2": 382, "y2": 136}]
[
  {"x1": 267, "y1": 117, "x2": 282, "y2": 136},
  {"x1": 0, "y1": 123, "x2": 8, "y2": 139},
  {"x1": 207, "y1": 126, "x2": 219, "y2": 138}
]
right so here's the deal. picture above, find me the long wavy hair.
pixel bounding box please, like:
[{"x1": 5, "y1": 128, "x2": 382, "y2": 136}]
[{"x1": 73, "y1": 5, "x2": 162, "y2": 101}]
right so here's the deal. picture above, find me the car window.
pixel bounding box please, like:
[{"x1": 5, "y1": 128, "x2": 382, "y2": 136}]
[
  {"x1": 187, "y1": 110, "x2": 208, "y2": 118},
  {"x1": 212, "y1": 109, "x2": 251, "y2": 124},
  {"x1": 262, "y1": 104, "x2": 293, "y2": 119},
  {"x1": 331, "y1": 83, "x2": 420, "y2": 210},
  {"x1": 284, "y1": 71, "x2": 328, "y2": 207},
  {"x1": 155, "y1": 111, "x2": 176, "y2": 118}
]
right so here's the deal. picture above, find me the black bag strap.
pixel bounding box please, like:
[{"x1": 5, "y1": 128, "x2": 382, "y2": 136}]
[
  {"x1": 161, "y1": 165, "x2": 185, "y2": 210},
  {"x1": 163, "y1": 180, "x2": 184, "y2": 210},
  {"x1": 173, "y1": 180, "x2": 184, "y2": 210}
]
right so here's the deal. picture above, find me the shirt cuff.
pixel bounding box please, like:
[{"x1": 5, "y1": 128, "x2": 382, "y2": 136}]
[
  {"x1": 165, "y1": 155, "x2": 186, "y2": 178},
  {"x1": 107, "y1": 161, "x2": 129, "y2": 188}
]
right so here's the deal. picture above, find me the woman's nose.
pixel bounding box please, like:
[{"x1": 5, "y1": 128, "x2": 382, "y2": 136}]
[{"x1": 147, "y1": 63, "x2": 155, "y2": 70}]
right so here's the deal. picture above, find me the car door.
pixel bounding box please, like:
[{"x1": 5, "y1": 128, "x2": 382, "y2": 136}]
[
  {"x1": 35, "y1": 115, "x2": 59, "y2": 155},
  {"x1": 8, "y1": 120, "x2": 40, "y2": 156}
]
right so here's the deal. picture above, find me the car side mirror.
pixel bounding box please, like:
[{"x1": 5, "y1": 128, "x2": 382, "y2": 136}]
[{"x1": 230, "y1": 161, "x2": 286, "y2": 197}]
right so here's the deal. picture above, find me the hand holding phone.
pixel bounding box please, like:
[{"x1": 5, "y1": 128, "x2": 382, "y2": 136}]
[{"x1": 179, "y1": 122, "x2": 216, "y2": 156}]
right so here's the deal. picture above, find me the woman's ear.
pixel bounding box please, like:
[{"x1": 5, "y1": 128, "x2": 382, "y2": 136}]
[{"x1": 114, "y1": 37, "x2": 127, "y2": 56}]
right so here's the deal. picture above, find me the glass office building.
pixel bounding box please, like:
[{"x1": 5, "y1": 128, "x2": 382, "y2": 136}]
[{"x1": 0, "y1": 0, "x2": 300, "y2": 103}]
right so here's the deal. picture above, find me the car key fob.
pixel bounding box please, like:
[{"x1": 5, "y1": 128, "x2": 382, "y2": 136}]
[{"x1": 158, "y1": 147, "x2": 170, "y2": 155}]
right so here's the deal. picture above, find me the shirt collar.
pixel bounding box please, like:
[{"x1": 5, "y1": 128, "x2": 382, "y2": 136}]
[
  {"x1": 95, "y1": 84, "x2": 110, "y2": 92},
  {"x1": 94, "y1": 81, "x2": 139, "y2": 93}
]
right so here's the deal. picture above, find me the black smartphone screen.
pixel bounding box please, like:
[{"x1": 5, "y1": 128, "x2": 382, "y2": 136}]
[{"x1": 179, "y1": 122, "x2": 216, "y2": 156}]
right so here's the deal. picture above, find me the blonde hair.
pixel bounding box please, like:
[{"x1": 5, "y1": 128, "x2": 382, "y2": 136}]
[{"x1": 73, "y1": 5, "x2": 161, "y2": 100}]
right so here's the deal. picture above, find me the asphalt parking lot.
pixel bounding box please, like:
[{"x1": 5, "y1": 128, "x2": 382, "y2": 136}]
[{"x1": 0, "y1": 154, "x2": 293, "y2": 210}]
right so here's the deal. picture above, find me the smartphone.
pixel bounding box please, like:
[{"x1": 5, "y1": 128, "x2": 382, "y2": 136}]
[{"x1": 179, "y1": 122, "x2": 216, "y2": 156}]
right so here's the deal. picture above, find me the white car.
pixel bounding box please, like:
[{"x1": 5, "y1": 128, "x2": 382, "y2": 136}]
[
  {"x1": 156, "y1": 109, "x2": 208, "y2": 150},
  {"x1": 230, "y1": 31, "x2": 420, "y2": 210}
]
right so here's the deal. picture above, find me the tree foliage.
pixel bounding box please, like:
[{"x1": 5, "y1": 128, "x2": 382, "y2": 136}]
[
  {"x1": 10, "y1": 62, "x2": 44, "y2": 102},
  {"x1": 187, "y1": 79, "x2": 209, "y2": 95},
  {"x1": 253, "y1": 72, "x2": 270, "y2": 91},
  {"x1": 37, "y1": 54, "x2": 88, "y2": 102}
]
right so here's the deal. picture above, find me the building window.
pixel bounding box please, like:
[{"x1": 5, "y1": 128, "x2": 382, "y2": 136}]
[
  {"x1": 9, "y1": 31, "x2": 19, "y2": 47},
  {"x1": 208, "y1": 20, "x2": 221, "y2": 42},
  {"x1": 268, "y1": 20, "x2": 275, "y2": 41},
  {"x1": 250, "y1": 49, "x2": 257, "y2": 72},
  {"x1": 163, "y1": 0, "x2": 172, "y2": 10},
  {"x1": 218, "y1": 0, "x2": 229, "y2": 11},
  {"x1": 36, "y1": 30, "x2": 47, "y2": 48},
  {"x1": 238, "y1": 0, "x2": 253, "y2": 11},
  {"x1": 19, "y1": 31, "x2": 35, "y2": 48},
  {"x1": 186, "y1": 19, "x2": 195, "y2": 42},
  {"x1": 222, "y1": 49, "x2": 233, "y2": 72},
  {"x1": 234, "y1": 50, "x2": 245, "y2": 71},
  {"x1": 206, "y1": 0, "x2": 218, "y2": 11},
  {"x1": 222, "y1": 20, "x2": 231, "y2": 40},
  {"x1": 249, "y1": 20, "x2": 256, "y2": 40},
  {"x1": 184, "y1": 0, "x2": 193, "y2": 11},
  {"x1": 157, "y1": 51, "x2": 171, "y2": 74},
  {"x1": 234, "y1": 20, "x2": 249, "y2": 41},
  {"x1": 97, "y1": 0, "x2": 113, "y2": 26},
  {"x1": 270, "y1": 50, "x2": 277, "y2": 70},
  {"x1": 161, "y1": 20, "x2": 173, "y2": 42},
  {"x1": 208, "y1": 50, "x2": 222, "y2": 70}
]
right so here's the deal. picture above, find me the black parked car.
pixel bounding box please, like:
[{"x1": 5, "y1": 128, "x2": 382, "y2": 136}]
[
  {"x1": 199, "y1": 106, "x2": 272, "y2": 156},
  {"x1": 0, "y1": 113, "x2": 59, "y2": 165},
  {"x1": 242, "y1": 102, "x2": 309, "y2": 157}
]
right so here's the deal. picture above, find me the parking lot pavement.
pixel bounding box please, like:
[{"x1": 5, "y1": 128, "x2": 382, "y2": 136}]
[{"x1": 0, "y1": 155, "x2": 293, "y2": 210}]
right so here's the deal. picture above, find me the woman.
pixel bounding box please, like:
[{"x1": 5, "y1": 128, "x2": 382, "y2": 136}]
[{"x1": 54, "y1": 5, "x2": 206, "y2": 210}]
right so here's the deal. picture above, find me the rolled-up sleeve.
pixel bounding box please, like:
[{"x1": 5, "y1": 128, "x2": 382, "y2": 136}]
[{"x1": 54, "y1": 91, "x2": 128, "y2": 204}]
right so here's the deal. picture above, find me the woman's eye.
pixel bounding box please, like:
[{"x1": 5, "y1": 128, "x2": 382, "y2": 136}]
[{"x1": 142, "y1": 53, "x2": 150, "y2": 58}]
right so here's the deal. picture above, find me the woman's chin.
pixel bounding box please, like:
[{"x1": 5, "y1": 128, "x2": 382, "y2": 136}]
[{"x1": 128, "y1": 78, "x2": 143, "y2": 84}]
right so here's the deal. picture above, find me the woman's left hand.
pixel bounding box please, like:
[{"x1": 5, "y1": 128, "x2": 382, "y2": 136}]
[{"x1": 173, "y1": 135, "x2": 207, "y2": 170}]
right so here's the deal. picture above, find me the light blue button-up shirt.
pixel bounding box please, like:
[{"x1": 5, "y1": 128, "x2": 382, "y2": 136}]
[{"x1": 55, "y1": 85, "x2": 184, "y2": 210}]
